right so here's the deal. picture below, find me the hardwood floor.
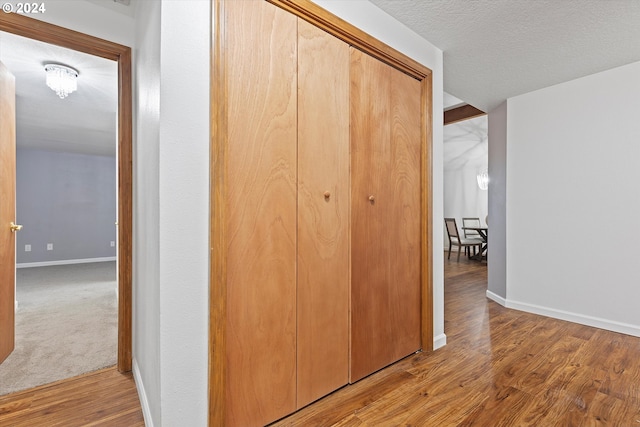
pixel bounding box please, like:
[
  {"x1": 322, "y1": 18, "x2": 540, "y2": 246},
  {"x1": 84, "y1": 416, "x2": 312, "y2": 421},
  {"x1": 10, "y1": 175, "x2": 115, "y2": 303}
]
[
  {"x1": 271, "y1": 254, "x2": 640, "y2": 426},
  {"x1": 1, "y1": 255, "x2": 638, "y2": 426},
  {"x1": 0, "y1": 367, "x2": 144, "y2": 426}
]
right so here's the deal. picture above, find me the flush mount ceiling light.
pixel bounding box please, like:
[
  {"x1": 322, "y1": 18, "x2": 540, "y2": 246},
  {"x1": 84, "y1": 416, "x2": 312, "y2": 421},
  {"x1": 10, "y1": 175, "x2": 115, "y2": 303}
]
[{"x1": 44, "y1": 63, "x2": 79, "y2": 99}]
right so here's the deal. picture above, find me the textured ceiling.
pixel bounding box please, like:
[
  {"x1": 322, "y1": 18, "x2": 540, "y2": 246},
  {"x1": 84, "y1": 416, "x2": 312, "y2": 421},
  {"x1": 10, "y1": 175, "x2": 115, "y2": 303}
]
[{"x1": 370, "y1": 0, "x2": 640, "y2": 112}]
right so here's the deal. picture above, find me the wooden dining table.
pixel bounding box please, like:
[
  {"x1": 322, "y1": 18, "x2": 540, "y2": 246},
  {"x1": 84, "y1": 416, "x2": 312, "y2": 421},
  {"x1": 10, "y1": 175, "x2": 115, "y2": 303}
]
[{"x1": 462, "y1": 226, "x2": 488, "y2": 260}]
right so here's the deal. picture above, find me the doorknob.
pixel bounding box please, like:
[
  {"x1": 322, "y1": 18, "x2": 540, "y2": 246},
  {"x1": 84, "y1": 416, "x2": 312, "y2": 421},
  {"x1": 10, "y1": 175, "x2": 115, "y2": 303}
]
[{"x1": 10, "y1": 222, "x2": 22, "y2": 232}]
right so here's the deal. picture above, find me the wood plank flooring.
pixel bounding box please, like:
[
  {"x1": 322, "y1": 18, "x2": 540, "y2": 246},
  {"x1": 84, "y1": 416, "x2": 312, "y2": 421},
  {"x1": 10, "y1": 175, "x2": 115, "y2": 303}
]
[
  {"x1": 1, "y1": 255, "x2": 639, "y2": 426},
  {"x1": 0, "y1": 367, "x2": 144, "y2": 426},
  {"x1": 271, "y1": 254, "x2": 640, "y2": 426}
]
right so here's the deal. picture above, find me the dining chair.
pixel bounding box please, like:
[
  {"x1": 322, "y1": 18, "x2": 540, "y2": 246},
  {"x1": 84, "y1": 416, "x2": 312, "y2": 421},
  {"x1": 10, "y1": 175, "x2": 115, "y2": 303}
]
[
  {"x1": 444, "y1": 218, "x2": 483, "y2": 262},
  {"x1": 462, "y1": 217, "x2": 482, "y2": 257}
]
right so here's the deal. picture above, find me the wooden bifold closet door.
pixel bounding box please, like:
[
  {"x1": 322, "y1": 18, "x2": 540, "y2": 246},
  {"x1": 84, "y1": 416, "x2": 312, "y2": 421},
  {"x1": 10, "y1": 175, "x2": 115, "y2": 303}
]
[
  {"x1": 349, "y1": 48, "x2": 422, "y2": 383},
  {"x1": 225, "y1": 1, "x2": 298, "y2": 426},
  {"x1": 224, "y1": 2, "x2": 349, "y2": 426},
  {"x1": 297, "y1": 19, "x2": 350, "y2": 409},
  {"x1": 217, "y1": 1, "x2": 429, "y2": 426}
]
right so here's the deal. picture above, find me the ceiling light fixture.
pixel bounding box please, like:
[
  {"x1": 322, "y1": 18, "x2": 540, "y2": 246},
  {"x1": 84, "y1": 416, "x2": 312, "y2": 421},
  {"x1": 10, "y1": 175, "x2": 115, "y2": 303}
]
[{"x1": 44, "y1": 63, "x2": 79, "y2": 99}]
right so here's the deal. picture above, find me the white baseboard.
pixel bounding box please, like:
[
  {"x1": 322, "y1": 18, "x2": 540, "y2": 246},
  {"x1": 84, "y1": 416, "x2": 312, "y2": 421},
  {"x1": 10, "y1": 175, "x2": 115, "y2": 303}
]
[
  {"x1": 133, "y1": 358, "x2": 154, "y2": 427},
  {"x1": 486, "y1": 290, "x2": 507, "y2": 306},
  {"x1": 16, "y1": 257, "x2": 116, "y2": 269},
  {"x1": 505, "y1": 299, "x2": 640, "y2": 338},
  {"x1": 488, "y1": 290, "x2": 640, "y2": 337},
  {"x1": 433, "y1": 333, "x2": 447, "y2": 350}
]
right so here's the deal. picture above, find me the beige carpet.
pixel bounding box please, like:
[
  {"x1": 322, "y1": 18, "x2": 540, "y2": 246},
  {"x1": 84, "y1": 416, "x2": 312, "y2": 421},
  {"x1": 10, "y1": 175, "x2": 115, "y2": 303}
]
[{"x1": 0, "y1": 262, "x2": 117, "y2": 396}]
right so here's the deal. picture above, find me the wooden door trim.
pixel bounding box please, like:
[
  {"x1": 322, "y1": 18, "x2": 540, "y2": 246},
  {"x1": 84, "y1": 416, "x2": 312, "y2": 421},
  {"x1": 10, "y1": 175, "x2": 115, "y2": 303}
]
[
  {"x1": 210, "y1": 0, "x2": 434, "y2": 424},
  {"x1": 268, "y1": 0, "x2": 431, "y2": 80},
  {"x1": 0, "y1": 13, "x2": 133, "y2": 372},
  {"x1": 209, "y1": 0, "x2": 227, "y2": 424},
  {"x1": 421, "y1": 75, "x2": 434, "y2": 352}
]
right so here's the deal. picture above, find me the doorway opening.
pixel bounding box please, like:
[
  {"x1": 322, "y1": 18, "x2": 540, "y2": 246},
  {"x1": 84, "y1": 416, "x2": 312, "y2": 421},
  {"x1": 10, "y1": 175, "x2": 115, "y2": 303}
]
[{"x1": 0, "y1": 13, "x2": 132, "y2": 388}]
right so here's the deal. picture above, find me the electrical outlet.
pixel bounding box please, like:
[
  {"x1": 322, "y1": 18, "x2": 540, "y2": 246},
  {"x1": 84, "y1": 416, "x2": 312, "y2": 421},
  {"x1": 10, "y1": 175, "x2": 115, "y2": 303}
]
[
  {"x1": 110, "y1": 241, "x2": 115, "y2": 247},
  {"x1": 25, "y1": 244, "x2": 31, "y2": 252},
  {"x1": 47, "y1": 243, "x2": 53, "y2": 251}
]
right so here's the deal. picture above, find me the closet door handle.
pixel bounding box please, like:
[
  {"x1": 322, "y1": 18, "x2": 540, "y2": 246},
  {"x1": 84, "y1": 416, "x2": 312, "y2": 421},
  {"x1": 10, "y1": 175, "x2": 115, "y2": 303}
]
[
  {"x1": 368, "y1": 195, "x2": 375, "y2": 202},
  {"x1": 324, "y1": 191, "x2": 331, "y2": 200}
]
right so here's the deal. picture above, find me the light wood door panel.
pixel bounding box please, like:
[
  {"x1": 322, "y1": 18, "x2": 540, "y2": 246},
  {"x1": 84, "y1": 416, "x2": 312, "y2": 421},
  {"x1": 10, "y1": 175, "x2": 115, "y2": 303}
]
[
  {"x1": 386, "y1": 59, "x2": 422, "y2": 362},
  {"x1": 0, "y1": 61, "x2": 16, "y2": 364},
  {"x1": 225, "y1": 1, "x2": 298, "y2": 425},
  {"x1": 350, "y1": 49, "x2": 421, "y2": 382},
  {"x1": 350, "y1": 48, "x2": 392, "y2": 382},
  {"x1": 297, "y1": 19, "x2": 350, "y2": 409}
]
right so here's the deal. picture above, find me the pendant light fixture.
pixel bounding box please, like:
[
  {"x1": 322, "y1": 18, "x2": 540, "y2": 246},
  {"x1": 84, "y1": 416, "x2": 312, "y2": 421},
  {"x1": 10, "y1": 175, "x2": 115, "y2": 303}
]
[{"x1": 477, "y1": 169, "x2": 489, "y2": 190}]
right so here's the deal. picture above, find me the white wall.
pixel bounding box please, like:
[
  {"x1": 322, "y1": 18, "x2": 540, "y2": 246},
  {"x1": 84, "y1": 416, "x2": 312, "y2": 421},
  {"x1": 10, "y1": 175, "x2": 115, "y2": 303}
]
[
  {"x1": 505, "y1": 61, "x2": 640, "y2": 336},
  {"x1": 132, "y1": 0, "x2": 161, "y2": 425},
  {"x1": 314, "y1": 0, "x2": 445, "y2": 349},
  {"x1": 487, "y1": 102, "x2": 507, "y2": 301},
  {"x1": 134, "y1": 1, "x2": 210, "y2": 426},
  {"x1": 157, "y1": 0, "x2": 210, "y2": 425}
]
